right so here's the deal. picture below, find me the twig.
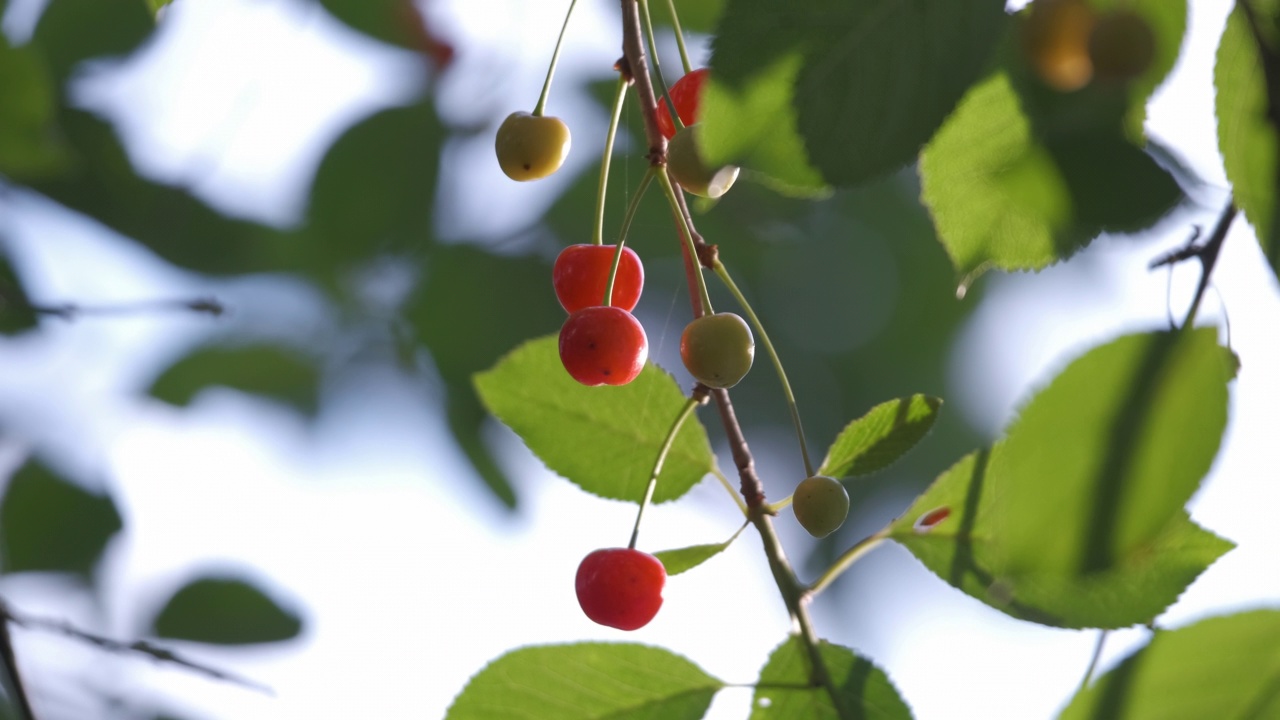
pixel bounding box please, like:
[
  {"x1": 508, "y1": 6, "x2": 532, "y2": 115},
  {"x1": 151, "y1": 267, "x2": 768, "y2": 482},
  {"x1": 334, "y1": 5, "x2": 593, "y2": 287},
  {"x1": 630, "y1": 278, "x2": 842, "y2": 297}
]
[
  {"x1": 1181, "y1": 202, "x2": 1237, "y2": 329},
  {"x1": 1077, "y1": 630, "x2": 1109, "y2": 693},
  {"x1": 0, "y1": 600, "x2": 273, "y2": 696},
  {"x1": 0, "y1": 613, "x2": 37, "y2": 720},
  {"x1": 2, "y1": 297, "x2": 225, "y2": 321}
]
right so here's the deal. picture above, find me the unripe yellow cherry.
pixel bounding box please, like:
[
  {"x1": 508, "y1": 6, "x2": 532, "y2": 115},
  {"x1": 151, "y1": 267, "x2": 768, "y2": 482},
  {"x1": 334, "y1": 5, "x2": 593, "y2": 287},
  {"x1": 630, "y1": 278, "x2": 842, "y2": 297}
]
[
  {"x1": 680, "y1": 312, "x2": 754, "y2": 389},
  {"x1": 495, "y1": 111, "x2": 571, "y2": 181},
  {"x1": 793, "y1": 475, "x2": 849, "y2": 538},
  {"x1": 666, "y1": 125, "x2": 739, "y2": 198}
]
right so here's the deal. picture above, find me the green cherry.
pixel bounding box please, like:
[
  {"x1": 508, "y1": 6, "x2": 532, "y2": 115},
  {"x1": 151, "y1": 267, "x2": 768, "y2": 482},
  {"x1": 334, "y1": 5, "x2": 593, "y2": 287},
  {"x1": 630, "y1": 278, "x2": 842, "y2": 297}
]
[
  {"x1": 666, "y1": 125, "x2": 738, "y2": 198},
  {"x1": 680, "y1": 312, "x2": 754, "y2": 389},
  {"x1": 495, "y1": 111, "x2": 571, "y2": 181},
  {"x1": 793, "y1": 475, "x2": 849, "y2": 538}
]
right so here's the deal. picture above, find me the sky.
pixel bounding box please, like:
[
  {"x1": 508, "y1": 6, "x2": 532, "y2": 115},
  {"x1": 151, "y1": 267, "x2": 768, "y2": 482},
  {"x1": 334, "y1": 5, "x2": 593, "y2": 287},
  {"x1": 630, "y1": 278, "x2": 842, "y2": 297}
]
[{"x1": 0, "y1": 0, "x2": 1277, "y2": 719}]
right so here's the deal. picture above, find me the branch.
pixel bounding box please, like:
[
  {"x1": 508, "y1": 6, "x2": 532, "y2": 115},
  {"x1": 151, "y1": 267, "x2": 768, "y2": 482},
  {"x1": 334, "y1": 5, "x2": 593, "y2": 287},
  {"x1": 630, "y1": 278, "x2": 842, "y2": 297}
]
[
  {"x1": 0, "y1": 614, "x2": 37, "y2": 720},
  {"x1": 0, "y1": 600, "x2": 273, "y2": 696},
  {"x1": 1, "y1": 296, "x2": 225, "y2": 321},
  {"x1": 1182, "y1": 202, "x2": 1237, "y2": 329}
]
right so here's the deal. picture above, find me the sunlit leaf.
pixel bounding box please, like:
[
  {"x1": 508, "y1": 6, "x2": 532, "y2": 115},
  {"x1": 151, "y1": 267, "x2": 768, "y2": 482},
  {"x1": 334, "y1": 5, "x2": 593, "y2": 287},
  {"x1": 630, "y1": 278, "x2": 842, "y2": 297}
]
[
  {"x1": 817, "y1": 395, "x2": 941, "y2": 478},
  {"x1": 474, "y1": 335, "x2": 714, "y2": 504},
  {"x1": 889, "y1": 329, "x2": 1234, "y2": 628},
  {"x1": 654, "y1": 523, "x2": 746, "y2": 576},
  {"x1": 446, "y1": 643, "x2": 723, "y2": 720},
  {"x1": 148, "y1": 345, "x2": 321, "y2": 415},
  {"x1": 1058, "y1": 610, "x2": 1280, "y2": 719},
  {"x1": 750, "y1": 637, "x2": 912, "y2": 720},
  {"x1": 0, "y1": 460, "x2": 122, "y2": 579},
  {"x1": 920, "y1": 72, "x2": 1180, "y2": 289},
  {"x1": 151, "y1": 575, "x2": 303, "y2": 645},
  {"x1": 1216, "y1": 0, "x2": 1280, "y2": 279}
]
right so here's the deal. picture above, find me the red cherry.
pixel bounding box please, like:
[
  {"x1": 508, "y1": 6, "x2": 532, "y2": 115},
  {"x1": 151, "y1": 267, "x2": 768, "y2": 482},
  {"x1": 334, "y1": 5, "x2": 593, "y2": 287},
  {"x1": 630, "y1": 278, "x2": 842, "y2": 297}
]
[
  {"x1": 656, "y1": 68, "x2": 710, "y2": 140},
  {"x1": 559, "y1": 306, "x2": 648, "y2": 386},
  {"x1": 552, "y1": 244, "x2": 644, "y2": 314},
  {"x1": 575, "y1": 548, "x2": 666, "y2": 631}
]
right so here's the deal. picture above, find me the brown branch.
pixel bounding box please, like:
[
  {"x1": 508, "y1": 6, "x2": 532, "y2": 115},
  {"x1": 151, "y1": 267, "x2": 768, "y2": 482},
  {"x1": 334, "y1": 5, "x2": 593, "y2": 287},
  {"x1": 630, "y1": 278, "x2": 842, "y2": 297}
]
[
  {"x1": 0, "y1": 600, "x2": 273, "y2": 696},
  {"x1": 1181, "y1": 201, "x2": 1238, "y2": 329},
  {"x1": 619, "y1": 0, "x2": 667, "y2": 161}
]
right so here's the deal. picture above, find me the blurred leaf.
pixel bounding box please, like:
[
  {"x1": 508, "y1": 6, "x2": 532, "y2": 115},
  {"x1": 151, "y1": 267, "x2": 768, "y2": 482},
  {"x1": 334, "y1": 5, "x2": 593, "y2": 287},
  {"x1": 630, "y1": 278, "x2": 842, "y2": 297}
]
[
  {"x1": 890, "y1": 329, "x2": 1234, "y2": 628},
  {"x1": 0, "y1": 460, "x2": 122, "y2": 579},
  {"x1": 146, "y1": 0, "x2": 174, "y2": 16},
  {"x1": 317, "y1": 0, "x2": 453, "y2": 60},
  {"x1": 1058, "y1": 610, "x2": 1280, "y2": 720},
  {"x1": 700, "y1": 55, "x2": 828, "y2": 196},
  {"x1": 750, "y1": 637, "x2": 912, "y2": 720},
  {"x1": 446, "y1": 643, "x2": 723, "y2": 720},
  {"x1": 920, "y1": 72, "x2": 1180, "y2": 288},
  {"x1": 649, "y1": 0, "x2": 726, "y2": 35},
  {"x1": 817, "y1": 395, "x2": 941, "y2": 478},
  {"x1": 408, "y1": 245, "x2": 565, "y2": 508},
  {"x1": 298, "y1": 100, "x2": 443, "y2": 287},
  {"x1": 707, "y1": 0, "x2": 1005, "y2": 189},
  {"x1": 1216, "y1": 0, "x2": 1280, "y2": 279},
  {"x1": 0, "y1": 251, "x2": 37, "y2": 336},
  {"x1": 30, "y1": 110, "x2": 290, "y2": 276},
  {"x1": 0, "y1": 39, "x2": 68, "y2": 179},
  {"x1": 654, "y1": 523, "x2": 745, "y2": 576},
  {"x1": 474, "y1": 335, "x2": 714, "y2": 504},
  {"x1": 148, "y1": 345, "x2": 321, "y2": 415},
  {"x1": 151, "y1": 575, "x2": 303, "y2": 645},
  {"x1": 31, "y1": 0, "x2": 153, "y2": 83}
]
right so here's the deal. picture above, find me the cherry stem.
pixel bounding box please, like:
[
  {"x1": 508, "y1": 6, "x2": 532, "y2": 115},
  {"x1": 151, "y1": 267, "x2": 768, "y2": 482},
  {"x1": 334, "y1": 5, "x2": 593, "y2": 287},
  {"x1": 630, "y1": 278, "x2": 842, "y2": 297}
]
[
  {"x1": 629, "y1": 395, "x2": 702, "y2": 550},
  {"x1": 602, "y1": 169, "x2": 655, "y2": 306},
  {"x1": 712, "y1": 262, "x2": 815, "y2": 478},
  {"x1": 533, "y1": 0, "x2": 580, "y2": 117},
  {"x1": 664, "y1": 0, "x2": 694, "y2": 76},
  {"x1": 712, "y1": 466, "x2": 748, "y2": 516},
  {"x1": 806, "y1": 528, "x2": 889, "y2": 598},
  {"x1": 638, "y1": 0, "x2": 686, "y2": 134},
  {"x1": 593, "y1": 76, "x2": 630, "y2": 247},
  {"x1": 1077, "y1": 630, "x2": 1110, "y2": 694},
  {"x1": 656, "y1": 168, "x2": 713, "y2": 314}
]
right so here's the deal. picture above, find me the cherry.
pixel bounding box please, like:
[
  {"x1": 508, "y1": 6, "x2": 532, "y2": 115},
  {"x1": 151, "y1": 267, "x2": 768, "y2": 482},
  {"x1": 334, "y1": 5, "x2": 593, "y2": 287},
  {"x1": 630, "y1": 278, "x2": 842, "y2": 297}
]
[
  {"x1": 1088, "y1": 10, "x2": 1155, "y2": 83},
  {"x1": 1020, "y1": 0, "x2": 1096, "y2": 92},
  {"x1": 656, "y1": 68, "x2": 710, "y2": 140},
  {"x1": 793, "y1": 475, "x2": 849, "y2": 538},
  {"x1": 495, "y1": 111, "x2": 571, "y2": 181},
  {"x1": 667, "y1": 125, "x2": 739, "y2": 198},
  {"x1": 575, "y1": 547, "x2": 666, "y2": 631},
  {"x1": 553, "y1": 244, "x2": 645, "y2": 314},
  {"x1": 559, "y1": 306, "x2": 648, "y2": 386},
  {"x1": 680, "y1": 312, "x2": 754, "y2": 389}
]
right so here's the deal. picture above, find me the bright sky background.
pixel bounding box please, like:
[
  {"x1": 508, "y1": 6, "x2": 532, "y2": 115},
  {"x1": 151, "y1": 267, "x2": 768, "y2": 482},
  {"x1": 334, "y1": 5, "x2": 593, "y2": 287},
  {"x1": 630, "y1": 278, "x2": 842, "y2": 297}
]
[{"x1": 0, "y1": 0, "x2": 1277, "y2": 719}]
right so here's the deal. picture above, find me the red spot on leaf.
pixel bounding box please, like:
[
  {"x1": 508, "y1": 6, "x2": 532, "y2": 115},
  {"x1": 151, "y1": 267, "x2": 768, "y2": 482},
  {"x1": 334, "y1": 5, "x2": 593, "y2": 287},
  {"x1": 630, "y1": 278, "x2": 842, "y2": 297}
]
[{"x1": 912, "y1": 507, "x2": 951, "y2": 534}]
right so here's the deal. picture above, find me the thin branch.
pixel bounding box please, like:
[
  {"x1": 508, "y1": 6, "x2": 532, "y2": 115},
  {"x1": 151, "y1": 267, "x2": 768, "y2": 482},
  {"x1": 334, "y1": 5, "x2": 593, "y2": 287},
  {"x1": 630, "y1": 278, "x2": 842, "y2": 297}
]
[
  {"x1": 3, "y1": 297, "x2": 225, "y2": 321},
  {"x1": 1077, "y1": 630, "x2": 1109, "y2": 694},
  {"x1": 0, "y1": 601, "x2": 273, "y2": 696},
  {"x1": 0, "y1": 614, "x2": 37, "y2": 720},
  {"x1": 1181, "y1": 202, "x2": 1238, "y2": 329}
]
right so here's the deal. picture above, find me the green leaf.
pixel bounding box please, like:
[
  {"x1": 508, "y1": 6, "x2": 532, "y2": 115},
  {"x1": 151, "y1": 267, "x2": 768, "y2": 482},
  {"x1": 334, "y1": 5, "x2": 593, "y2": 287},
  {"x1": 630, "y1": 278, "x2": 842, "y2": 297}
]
[
  {"x1": 148, "y1": 345, "x2": 321, "y2": 416},
  {"x1": 0, "y1": 251, "x2": 37, "y2": 336},
  {"x1": 700, "y1": 54, "x2": 829, "y2": 196},
  {"x1": 1058, "y1": 610, "x2": 1280, "y2": 720},
  {"x1": 708, "y1": 0, "x2": 1006, "y2": 189},
  {"x1": 316, "y1": 0, "x2": 452, "y2": 56},
  {"x1": 146, "y1": 0, "x2": 174, "y2": 16},
  {"x1": 473, "y1": 335, "x2": 714, "y2": 504},
  {"x1": 151, "y1": 575, "x2": 303, "y2": 645},
  {"x1": 649, "y1": 0, "x2": 726, "y2": 35},
  {"x1": 0, "y1": 460, "x2": 122, "y2": 579},
  {"x1": 920, "y1": 72, "x2": 1180, "y2": 289},
  {"x1": 817, "y1": 395, "x2": 942, "y2": 478},
  {"x1": 889, "y1": 329, "x2": 1234, "y2": 628},
  {"x1": 0, "y1": 39, "x2": 68, "y2": 180},
  {"x1": 750, "y1": 637, "x2": 912, "y2": 720},
  {"x1": 298, "y1": 100, "x2": 443, "y2": 287},
  {"x1": 446, "y1": 643, "x2": 723, "y2": 720},
  {"x1": 31, "y1": 0, "x2": 153, "y2": 83},
  {"x1": 1216, "y1": 0, "x2": 1280, "y2": 279},
  {"x1": 654, "y1": 523, "x2": 746, "y2": 576}
]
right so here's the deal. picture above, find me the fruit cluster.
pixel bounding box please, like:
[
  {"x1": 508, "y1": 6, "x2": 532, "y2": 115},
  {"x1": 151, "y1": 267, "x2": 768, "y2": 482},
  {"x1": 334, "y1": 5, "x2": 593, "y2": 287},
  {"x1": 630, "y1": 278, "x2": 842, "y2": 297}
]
[
  {"x1": 1020, "y1": 0, "x2": 1156, "y2": 92},
  {"x1": 493, "y1": 10, "x2": 850, "y2": 632}
]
